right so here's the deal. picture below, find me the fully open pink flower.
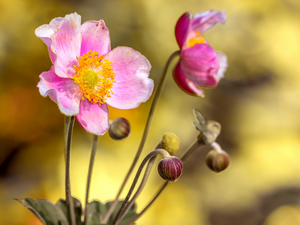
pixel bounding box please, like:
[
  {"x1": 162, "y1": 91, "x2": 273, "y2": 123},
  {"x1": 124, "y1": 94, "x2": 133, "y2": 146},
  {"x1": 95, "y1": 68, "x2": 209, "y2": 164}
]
[
  {"x1": 174, "y1": 11, "x2": 228, "y2": 97},
  {"x1": 35, "y1": 13, "x2": 153, "y2": 135}
]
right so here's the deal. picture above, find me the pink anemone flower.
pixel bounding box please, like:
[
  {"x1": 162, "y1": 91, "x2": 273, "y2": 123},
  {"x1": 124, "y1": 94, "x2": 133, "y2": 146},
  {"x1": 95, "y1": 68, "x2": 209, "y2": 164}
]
[
  {"x1": 35, "y1": 13, "x2": 153, "y2": 135},
  {"x1": 174, "y1": 10, "x2": 228, "y2": 97}
]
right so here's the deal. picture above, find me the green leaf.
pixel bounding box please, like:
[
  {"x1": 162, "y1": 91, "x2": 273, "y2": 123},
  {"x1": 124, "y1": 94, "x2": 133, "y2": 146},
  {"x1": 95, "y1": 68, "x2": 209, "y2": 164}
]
[
  {"x1": 56, "y1": 197, "x2": 82, "y2": 225},
  {"x1": 193, "y1": 109, "x2": 207, "y2": 124},
  {"x1": 86, "y1": 200, "x2": 137, "y2": 225},
  {"x1": 15, "y1": 198, "x2": 68, "y2": 225},
  {"x1": 16, "y1": 197, "x2": 83, "y2": 225},
  {"x1": 193, "y1": 109, "x2": 207, "y2": 132}
]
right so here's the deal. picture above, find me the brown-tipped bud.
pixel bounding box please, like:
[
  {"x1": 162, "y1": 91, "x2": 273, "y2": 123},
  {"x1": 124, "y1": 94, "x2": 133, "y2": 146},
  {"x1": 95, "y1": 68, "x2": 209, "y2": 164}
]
[
  {"x1": 161, "y1": 132, "x2": 180, "y2": 156},
  {"x1": 203, "y1": 121, "x2": 221, "y2": 144},
  {"x1": 109, "y1": 118, "x2": 131, "y2": 140},
  {"x1": 206, "y1": 150, "x2": 230, "y2": 173},
  {"x1": 158, "y1": 156, "x2": 183, "y2": 182}
]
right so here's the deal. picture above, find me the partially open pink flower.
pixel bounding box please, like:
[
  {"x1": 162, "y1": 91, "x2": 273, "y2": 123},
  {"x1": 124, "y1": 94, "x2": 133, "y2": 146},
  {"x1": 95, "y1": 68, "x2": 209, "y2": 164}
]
[
  {"x1": 35, "y1": 13, "x2": 153, "y2": 135},
  {"x1": 174, "y1": 11, "x2": 228, "y2": 97}
]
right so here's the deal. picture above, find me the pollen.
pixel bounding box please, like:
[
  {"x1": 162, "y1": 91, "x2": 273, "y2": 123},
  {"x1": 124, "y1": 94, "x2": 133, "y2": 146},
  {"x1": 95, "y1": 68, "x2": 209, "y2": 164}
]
[
  {"x1": 188, "y1": 31, "x2": 206, "y2": 47},
  {"x1": 72, "y1": 50, "x2": 116, "y2": 105}
]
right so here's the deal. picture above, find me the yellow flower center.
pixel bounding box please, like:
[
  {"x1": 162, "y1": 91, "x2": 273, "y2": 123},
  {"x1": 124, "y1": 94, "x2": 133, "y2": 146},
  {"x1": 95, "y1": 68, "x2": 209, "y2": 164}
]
[
  {"x1": 72, "y1": 50, "x2": 116, "y2": 105},
  {"x1": 188, "y1": 31, "x2": 206, "y2": 47}
]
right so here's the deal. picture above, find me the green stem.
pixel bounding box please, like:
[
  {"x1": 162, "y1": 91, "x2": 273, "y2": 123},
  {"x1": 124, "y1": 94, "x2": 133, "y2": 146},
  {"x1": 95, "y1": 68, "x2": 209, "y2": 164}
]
[
  {"x1": 65, "y1": 116, "x2": 76, "y2": 225},
  {"x1": 101, "y1": 50, "x2": 180, "y2": 224},
  {"x1": 83, "y1": 135, "x2": 99, "y2": 225},
  {"x1": 123, "y1": 139, "x2": 205, "y2": 225},
  {"x1": 180, "y1": 139, "x2": 205, "y2": 163},
  {"x1": 118, "y1": 155, "x2": 158, "y2": 223},
  {"x1": 111, "y1": 149, "x2": 170, "y2": 225},
  {"x1": 64, "y1": 116, "x2": 70, "y2": 162}
]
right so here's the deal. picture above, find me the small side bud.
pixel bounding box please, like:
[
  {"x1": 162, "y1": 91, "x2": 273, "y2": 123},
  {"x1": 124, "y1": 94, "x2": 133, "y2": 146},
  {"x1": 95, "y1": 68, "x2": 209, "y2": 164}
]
[
  {"x1": 206, "y1": 150, "x2": 230, "y2": 173},
  {"x1": 109, "y1": 118, "x2": 131, "y2": 140},
  {"x1": 203, "y1": 120, "x2": 221, "y2": 144},
  {"x1": 158, "y1": 156, "x2": 183, "y2": 182},
  {"x1": 161, "y1": 132, "x2": 180, "y2": 156}
]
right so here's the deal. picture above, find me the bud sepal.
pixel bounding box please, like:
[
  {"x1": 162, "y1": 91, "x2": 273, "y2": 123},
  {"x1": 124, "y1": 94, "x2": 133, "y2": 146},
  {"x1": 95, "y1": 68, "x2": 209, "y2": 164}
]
[{"x1": 193, "y1": 109, "x2": 221, "y2": 144}]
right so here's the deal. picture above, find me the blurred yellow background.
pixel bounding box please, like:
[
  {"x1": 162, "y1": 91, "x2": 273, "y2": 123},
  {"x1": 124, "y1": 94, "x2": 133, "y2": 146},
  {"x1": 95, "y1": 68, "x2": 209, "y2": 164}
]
[{"x1": 1, "y1": 0, "x2": 300, "y2": 224}]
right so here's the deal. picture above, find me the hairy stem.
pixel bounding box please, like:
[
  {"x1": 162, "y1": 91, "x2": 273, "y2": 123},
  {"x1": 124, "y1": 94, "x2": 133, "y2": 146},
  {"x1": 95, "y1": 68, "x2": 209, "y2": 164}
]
[
  {"x1": 101, "y1": 50, "x2": 181, "y2": 224},
  {"x1": 65, "y1": 116, "x2": 76, "y2": 225},
  {"x1": 84, "y1": 135, "x2": 99, "y2": 224}
]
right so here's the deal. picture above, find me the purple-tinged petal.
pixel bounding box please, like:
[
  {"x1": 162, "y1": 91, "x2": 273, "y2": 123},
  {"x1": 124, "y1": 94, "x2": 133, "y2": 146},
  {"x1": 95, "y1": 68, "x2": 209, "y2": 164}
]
[
  {"x1": 181, "y1": 43, "x2": 219, "y2": 87},
  {"x1": 76, "y1": 99, "x2": 109, "y2": 135},
  {"x1": 216, "y1": 52, "x2": 228, "y2": 81},
  {"x1": 80, "y1": 20, "x2": 111, "y2": 56},
  {"x1": 35, "y1": 17, "x2": 65, "y2": 64},
  {"x1": 35, "y1": 24, "x2": 55, "y2": 48},
  {"x1": 105, "y1": 47, "x2": 154, "y2": 109},
  {"x1": 37, "y1": 66, "x2": 82, "y2": 115},
  {"x1": 191, "y1": 10, "x2": 227, "y2": 34},
  {"x1": 35, "y1": 24, "x2": 57, "y2": 64},
  {"x1": 51, "y1": 13, "x2": 82, "y2": 78},
  {"x1": 173, "y1": 62, "x2": 204, "y2": 96},
  {"x1": 175, "y1": 12, "x2": 191, "y2": 49}
]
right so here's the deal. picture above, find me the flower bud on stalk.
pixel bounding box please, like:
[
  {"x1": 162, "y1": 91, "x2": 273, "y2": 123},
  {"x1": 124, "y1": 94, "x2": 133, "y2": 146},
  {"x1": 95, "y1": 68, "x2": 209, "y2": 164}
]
[
  {"x1": 109, "y1": 118, "x2": 131, "y2": 140},
  {"x1": 203, "y1": 120, "x2": 221, "y2": 144},
  {"x1": 158, "y1": 156, "x2": 183, "y2": 182},
  {"x1": 161, "y1": 132, "x2": 180, "y2": 156},
  {"x1": 206, "y1": 145, "x2": 230, "y2": 173}
]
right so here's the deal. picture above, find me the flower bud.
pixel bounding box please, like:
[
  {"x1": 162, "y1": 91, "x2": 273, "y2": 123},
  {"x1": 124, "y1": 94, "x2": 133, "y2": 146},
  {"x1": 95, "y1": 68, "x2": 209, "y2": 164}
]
[
  {"x1": 203, "y1": 120, "x2": 221, "y2": 144},
  {"x1": 158, "y1": 156, "x2": 183, "y2": 182},
  {"x1": 161, "y1": 132, "x2": 180, "y2": 156},
  {"x1": 108, "y1": 118, "x2": 130, "y2": 140},
  {"x1": 206, "y1": 150, "x2": 230, "y2": 173}
]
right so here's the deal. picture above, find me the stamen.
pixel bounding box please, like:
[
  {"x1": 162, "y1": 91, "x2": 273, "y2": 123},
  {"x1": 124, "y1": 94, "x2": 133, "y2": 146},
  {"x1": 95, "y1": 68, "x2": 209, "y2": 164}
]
[
  {"x1": 72, "y1": 50, "x2": 116, "y2": 105},
  {"x1": 188, "y1": 31, "x2": 206, "y2": 47}
]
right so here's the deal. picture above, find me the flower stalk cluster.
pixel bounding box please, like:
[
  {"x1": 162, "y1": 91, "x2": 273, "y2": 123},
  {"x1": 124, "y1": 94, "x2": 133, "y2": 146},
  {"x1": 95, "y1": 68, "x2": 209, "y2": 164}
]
[{"x1": 17, "y1": 9, "x2": 230, "y2": 225}]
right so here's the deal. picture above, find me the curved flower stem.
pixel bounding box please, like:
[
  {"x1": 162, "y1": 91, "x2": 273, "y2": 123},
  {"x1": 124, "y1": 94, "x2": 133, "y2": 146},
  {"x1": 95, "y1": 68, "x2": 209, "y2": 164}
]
[
  {"x1": 83, "y1": 135, "x2": 99, "y2": 225},
  {"x1": 117, "y1": 155, "x2": 158, "y2": 223},
  {"x1": 101, "y1": 50, "x2": 181, "y2": 224},
  {"x1": 123, "y1": 139, "x2": 205, "y2": 225},
  {"x1": 111, "y1": 149, "x2": 171, "y2": 225},
  {"x1": 180, "y1": 139, "x2": 205, "y2": 163},
  {"x1": 65, "y1": 116, "x2": 76, "y2": 225}
]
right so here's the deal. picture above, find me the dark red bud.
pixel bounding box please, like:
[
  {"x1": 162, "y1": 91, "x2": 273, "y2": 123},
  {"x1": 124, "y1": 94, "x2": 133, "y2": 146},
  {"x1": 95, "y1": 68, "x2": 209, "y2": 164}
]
[{"x1": 158, "y1": 156, "x2": 183, "y2": 182}]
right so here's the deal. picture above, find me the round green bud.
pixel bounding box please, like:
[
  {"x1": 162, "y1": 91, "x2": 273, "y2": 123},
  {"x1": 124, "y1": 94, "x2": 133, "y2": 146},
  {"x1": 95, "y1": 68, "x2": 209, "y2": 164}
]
[
  {"x1": 108, "y1": 118, "x2": 131, "y2": 140},
  {"x1": 158, "y1": 156, "x2": 183, "y2": 182},
  {"x1": 161, "y1": 132, "x2": 180, "y2": 156}
]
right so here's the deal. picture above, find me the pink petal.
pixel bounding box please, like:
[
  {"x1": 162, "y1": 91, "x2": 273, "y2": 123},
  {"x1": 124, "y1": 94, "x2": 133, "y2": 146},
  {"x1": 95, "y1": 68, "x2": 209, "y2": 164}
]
[
  {"x1": 37, "y1": 66, "x2": 82, "y2": 115},
  {"x1": 51, "y1": 13, "x2": 82, "y2": 78},
  {"x1": 80, "y1": 20, "x2": 111, "y2": 56},
  {"x1": 104, "y1": 47, "x2": 154, "y2": 109},
  {"x1": 181, "y1": 44, "x2": 219, "y2": 87},
  {"x1": 35, "y1": 24, "x2": 56, "y2": 64},
  {"x1": 175, "y1": 12, "x2": 191, "y2": 49},
  {"x1": 76, "y1": 99, "x2": 109, "y2": 135},
  {"x1": 191, "y1": 10, "x2": 227, "y2": 34},
  {"x1": 173, "y1": 62, "x2": 204, "y2": 97},
  {"x1": 216, "y1": 52, "x2": 228, "y2": 81}
]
